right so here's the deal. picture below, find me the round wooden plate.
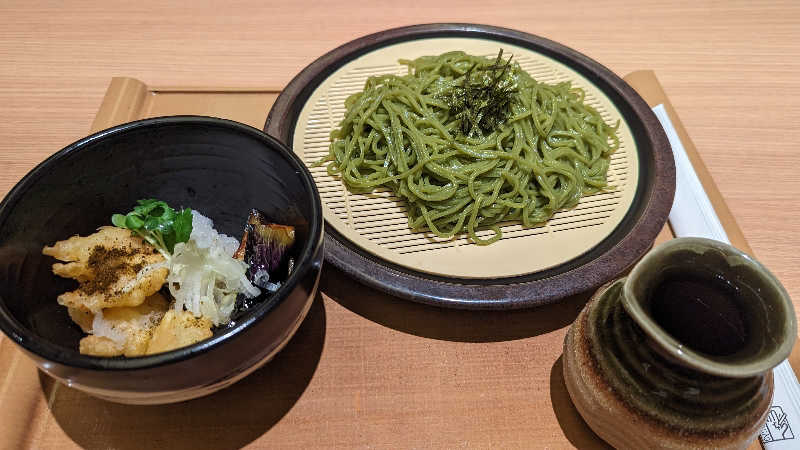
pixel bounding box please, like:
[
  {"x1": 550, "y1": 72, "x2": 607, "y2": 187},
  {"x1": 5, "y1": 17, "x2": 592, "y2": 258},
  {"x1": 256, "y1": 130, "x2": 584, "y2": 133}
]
[{"x1": 265, "y1": 23, "x2": 675, "y2": 309}]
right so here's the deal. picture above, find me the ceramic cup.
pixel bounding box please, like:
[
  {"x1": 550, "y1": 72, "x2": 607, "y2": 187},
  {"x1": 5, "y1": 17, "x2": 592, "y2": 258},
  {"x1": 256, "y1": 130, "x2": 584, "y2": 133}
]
[{"x1": 563, "y1": 237, "x2": 796, "y2": 449}]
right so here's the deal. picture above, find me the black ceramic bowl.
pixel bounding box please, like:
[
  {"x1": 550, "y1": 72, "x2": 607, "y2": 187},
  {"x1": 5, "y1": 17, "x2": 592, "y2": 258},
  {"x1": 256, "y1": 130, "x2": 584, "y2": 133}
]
[{"x1": 0, "y1": 116, "x2": 323, "y2": 404}]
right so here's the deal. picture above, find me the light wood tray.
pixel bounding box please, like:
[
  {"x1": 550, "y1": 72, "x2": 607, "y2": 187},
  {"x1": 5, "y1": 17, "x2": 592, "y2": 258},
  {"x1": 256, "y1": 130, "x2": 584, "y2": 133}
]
[
  {"x1": 0, "y1": 71, "x2": 791, "y2": 449},
  {"x1": 89, "y1": 78, "x2": 282, "y2": 133}
]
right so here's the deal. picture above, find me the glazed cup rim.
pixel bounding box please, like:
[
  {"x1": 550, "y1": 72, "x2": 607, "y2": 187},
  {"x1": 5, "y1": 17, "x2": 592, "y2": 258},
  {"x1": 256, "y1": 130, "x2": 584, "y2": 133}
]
[{"x1": 621, "y1": 237, "x2": 796, "y2": 378}]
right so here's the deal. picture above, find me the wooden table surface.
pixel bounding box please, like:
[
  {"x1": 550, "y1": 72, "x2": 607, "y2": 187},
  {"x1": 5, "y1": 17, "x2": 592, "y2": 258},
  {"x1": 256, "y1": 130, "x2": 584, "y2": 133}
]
[{"x1": 1, "y1": 1, "x2": 799, "y2": 449}]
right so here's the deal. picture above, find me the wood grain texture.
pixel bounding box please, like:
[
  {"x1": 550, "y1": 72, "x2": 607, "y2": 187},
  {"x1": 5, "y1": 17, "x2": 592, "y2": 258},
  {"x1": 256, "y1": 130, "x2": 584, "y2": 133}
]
[
  {"x1": 1, "y1": 0, "x2": 797, "y2": 305},
  {"x1": 0, "y1": 1, "x2": 798, "y2": 448}
]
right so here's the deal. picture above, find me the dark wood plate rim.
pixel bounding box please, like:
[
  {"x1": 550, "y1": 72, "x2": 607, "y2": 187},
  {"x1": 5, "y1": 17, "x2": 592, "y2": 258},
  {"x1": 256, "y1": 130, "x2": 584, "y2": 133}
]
[{"x1": 265, "y1": 23, "x2": 675, "y2": 310}]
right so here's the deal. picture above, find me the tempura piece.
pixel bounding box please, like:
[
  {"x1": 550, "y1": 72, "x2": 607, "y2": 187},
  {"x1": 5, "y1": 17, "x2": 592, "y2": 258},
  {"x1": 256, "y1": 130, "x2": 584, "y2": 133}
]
[
  {"x1": 234, "y1": 209, "x2": 295, "y2": 290},
  {"x1": 43, "y1": 226, "x2": 168, "y2": 312},
  {"x1": 78, "y1": 293, "x2": 169, "y2": 357},
  {"x1": 68, "y1": 307, "x2": 94, "y2": 333},
  {"x1": 45, "y1": 226, "x2": 134, "y2": 279},
  {"x1": 146, "y1": 309, "x2": 213, "y2": 355},
  {"x1": 79, "y1": 336, "x2": 123, "y2": 357}
]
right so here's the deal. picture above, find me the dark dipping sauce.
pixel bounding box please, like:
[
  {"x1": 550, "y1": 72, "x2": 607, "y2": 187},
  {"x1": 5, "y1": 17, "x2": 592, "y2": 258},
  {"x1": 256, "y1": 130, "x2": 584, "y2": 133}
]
[{"x1": 650, "y1": 271, "x2": 749, "y2": 356}]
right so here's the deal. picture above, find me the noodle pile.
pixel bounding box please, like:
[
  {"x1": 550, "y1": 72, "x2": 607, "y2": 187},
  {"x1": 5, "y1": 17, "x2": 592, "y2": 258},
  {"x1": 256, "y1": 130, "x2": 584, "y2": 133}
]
[{"x1": 319, "y1": 51, "x2": 619, "y2": 245}]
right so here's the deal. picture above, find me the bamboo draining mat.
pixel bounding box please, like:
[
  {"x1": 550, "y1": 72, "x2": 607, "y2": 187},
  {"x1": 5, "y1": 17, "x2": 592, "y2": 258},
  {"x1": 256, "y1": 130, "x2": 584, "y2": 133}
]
[{"x1": 293, "y1": 38, "x2": 638, "y2": 278}]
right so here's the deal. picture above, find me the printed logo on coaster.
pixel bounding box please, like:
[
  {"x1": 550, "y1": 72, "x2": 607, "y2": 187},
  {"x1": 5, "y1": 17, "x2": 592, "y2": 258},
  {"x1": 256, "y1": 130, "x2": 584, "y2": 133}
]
[{"x1": 761, "y1": 406, "x2": 795, "y2": 442}]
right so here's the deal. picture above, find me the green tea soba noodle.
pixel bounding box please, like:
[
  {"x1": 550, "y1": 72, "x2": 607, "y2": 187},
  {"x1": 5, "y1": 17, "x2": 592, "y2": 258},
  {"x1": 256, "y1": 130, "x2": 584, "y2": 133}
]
[{"x1": 318, "y1": 50, "x2": 619, "y2": 245}]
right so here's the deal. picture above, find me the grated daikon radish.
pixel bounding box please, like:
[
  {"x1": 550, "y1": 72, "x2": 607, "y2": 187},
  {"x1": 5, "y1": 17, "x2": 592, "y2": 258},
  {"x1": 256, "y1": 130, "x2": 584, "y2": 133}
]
[{"x1": 165, "y1": 211, "x2": 260, "y2": 326}]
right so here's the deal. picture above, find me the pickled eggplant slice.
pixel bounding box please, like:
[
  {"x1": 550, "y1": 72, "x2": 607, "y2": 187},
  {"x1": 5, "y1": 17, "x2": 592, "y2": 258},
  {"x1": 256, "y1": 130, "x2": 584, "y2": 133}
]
[{"x1": 235, "y1": 209, "x2": 296, "y2": 291}]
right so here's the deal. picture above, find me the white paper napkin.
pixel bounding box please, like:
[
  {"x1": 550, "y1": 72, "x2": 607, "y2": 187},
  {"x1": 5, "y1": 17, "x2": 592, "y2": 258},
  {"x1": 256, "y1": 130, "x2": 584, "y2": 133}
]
[{"x1": 653, "y1": 104, "x2": 800, "y2": 448}]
